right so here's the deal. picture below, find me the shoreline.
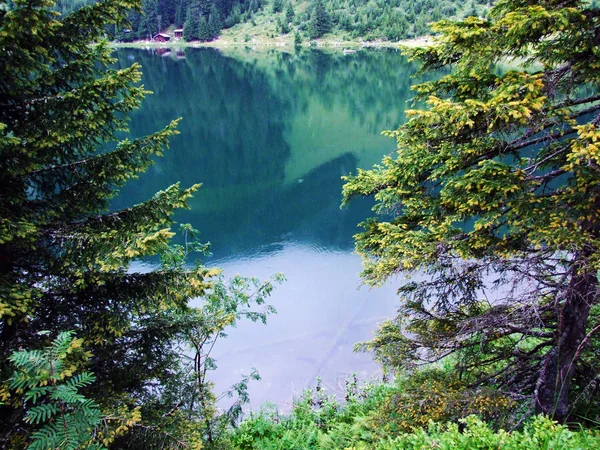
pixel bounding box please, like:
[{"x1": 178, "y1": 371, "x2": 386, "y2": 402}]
[{"x1": 109, "y1": 35, "x2": 432, "y2": 51}]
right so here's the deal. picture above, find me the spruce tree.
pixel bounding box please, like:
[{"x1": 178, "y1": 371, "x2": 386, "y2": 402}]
[
  {"x1": 271, "y1": 0, "x2": 282, "y2": 14},
  {"x1": 207, "y1": 2, "x2": 222, "y2": 39},
  {"x1": 285, "y1": 1, "x2": 294, "y2": 23},
  {"x1": 142, "y1": 0, "x2": 159, "y2": 36},
  {"x1": 174, "y1": 0, "x2": 186, "y2": 27},
  {"x1": 183, "y1": 3, "x2": 199, "y2": 40},
  {"x1": 344, "y1": 0, "x2": 600, "y2": 422},
  {"x1": 0, "y1": 0, "x2": 215, "y2": 442},
  {"x1": 309, "y1": 0, "x2": 330, "y2": 39},
  {"x1": 249, "y1": 0, "x2": 261, "y2": 13},
  {"x1": 197, "y1": 15, "x2": 211, "y2": 40}
]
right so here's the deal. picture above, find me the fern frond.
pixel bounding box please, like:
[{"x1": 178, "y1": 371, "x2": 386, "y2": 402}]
[
  {"x1": 23, "y1": 386, "x2": 52, "y2": 403},
  {"x1": 9, "y1": 332, "x2": 108, "y2": 449},
  {"x1": 52, "y1": 385, "x2": 87, "y2": 403},
  {"x1": 25, "y1": 403, "x2": 60, "y2": 424},
  {"x1": 65, "y1": 372, "x2": 96, "y2": 389},
  {"x1": 28, "y1": 422, "x2": 61, "y2": 450},
  {"x1": 49, "y1": 331, "x2": 75, "y2": 362}
]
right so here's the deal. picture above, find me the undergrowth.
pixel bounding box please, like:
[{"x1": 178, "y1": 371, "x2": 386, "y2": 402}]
[{"x1": 222, "y1": 370, "x2": 600, "y2": 450}]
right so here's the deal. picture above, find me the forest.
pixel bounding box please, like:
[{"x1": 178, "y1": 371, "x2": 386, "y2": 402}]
[
  {"x1": 1, "y1": 0, "x2": 600, "y2": 449},
  {"x1": 51, "y1": 0, "x2": 496, "y2": 43}
]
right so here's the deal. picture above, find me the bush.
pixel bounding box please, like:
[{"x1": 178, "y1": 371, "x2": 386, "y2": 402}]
[
  {"x1": 353, "y1": 416, "x2": 600, "y2": 450},
  {"x1": 366, "y1": 369, "x2": 514, "y2": 434},
  {"x1": 226, "y1": 370, "x2": 520, "y2": 449},
  {"x1": 228, "y1": 391, "x2": 600, "y2": 450}
]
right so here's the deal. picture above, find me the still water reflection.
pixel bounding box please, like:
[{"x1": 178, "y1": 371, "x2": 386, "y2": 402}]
[{"x1": 114, "y1": 47, "x2": 429, "y2": 408}]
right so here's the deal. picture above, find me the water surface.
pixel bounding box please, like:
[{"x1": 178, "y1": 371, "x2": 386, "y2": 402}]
[{"x1": 113, "y1": 47, "x2": 428, "y2": 408}]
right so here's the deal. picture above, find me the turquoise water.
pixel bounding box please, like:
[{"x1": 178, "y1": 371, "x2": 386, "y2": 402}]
[{"x1": 114, "y1": 47, "x2": 426, "y2": 408}]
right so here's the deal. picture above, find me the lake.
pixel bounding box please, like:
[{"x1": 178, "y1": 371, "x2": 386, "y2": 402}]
[{"x1": 112, "y1": 47, "x2": 428, "y2": 410}]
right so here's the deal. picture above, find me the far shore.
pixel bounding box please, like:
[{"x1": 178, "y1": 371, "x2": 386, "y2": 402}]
[{"x1": 109, "y1": 35, "x2": 433, "y2": 51}]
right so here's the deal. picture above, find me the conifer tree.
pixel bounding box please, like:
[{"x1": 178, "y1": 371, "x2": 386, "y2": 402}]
[
  {"x1": 309, "y1": 0, "x2": 330, "y2": 38},
  {"x1": 196, "y1": 0, "x2": 210, "y2": 16},
  {"x1": 140, "y1": 0, "x2": 159, "y2": 37},
  {"x1": 285, "y1": 1, "x2": 294, "y2": 23},
  {"x1": 174, "y1": 0, "x2": 186, "y2": 27},
  {"x1": 197, "y1": 14, "x2": 211, "y2": 40},
  {"x1": 249, "y1": 0, "x2": 261, "y2": 13},
  {"x1": 0, "y1": 0, "x2": 216, "y2": 443},
  {"x1": 184, "y1": 1, "x2": 199, "y2": 40},
  {"x1": 344, "y1": 0, "x2": 600, "y2": 422},
  {"x1": 271, "y1": 0, "x2": 282, "y2": 14},
  {"x1": 207, "y1": 2, "x2": 221, "y2": 38}
]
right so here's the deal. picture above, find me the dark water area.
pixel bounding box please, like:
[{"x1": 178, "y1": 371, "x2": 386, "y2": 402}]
[{"x1": 112, "y1": 47, "x2": 430, "y2": 409}]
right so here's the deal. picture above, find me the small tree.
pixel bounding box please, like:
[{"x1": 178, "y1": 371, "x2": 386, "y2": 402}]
[
  {"x1": 8, "y1": 331, "x2": 141, "y2": 450},
  {"x1": 285, "y1": 1, "x2": 294, "y2": 23},
  {"x1": 294, "y1": 30, "x2": 302, "y2": 48},
  {"x1": 207, "y1": 3, "x2": 222, "y2": 39},
  {"x1": 271, "y1": 0, "x2": 283, "y2": 14},
  {"x1": 184, "y1": 5, "x2": 199, "y2": 41},
  {"x1": 197, "y1": 15, "x2": 211, "y2": 41},
  {"x1": 344, "y1": 0, "x2": 600, "y2": 423},
  {"x1": 309, "y1": 0, "x2": 330, "y2": 39},
  {"x1": 8, "y1": 332, "x2": 106, "y2": 450}
]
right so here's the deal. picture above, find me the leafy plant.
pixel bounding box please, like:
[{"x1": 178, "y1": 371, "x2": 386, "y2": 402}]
[
  {"x1": 226, "y1": 370, "x2": 599, "y2": 450},
  {"x1": 8, "y1": 331, "x2": 106, "y2": 450},
  {"x1": 365, "y1": 369, "x2": 514, "y2": 434},
  {"x1": 111, "y1": 224, "x2": 284, "y2": 449},
  {"x1": 353, "y1": 415, "x2": 600, "y2": 450}
]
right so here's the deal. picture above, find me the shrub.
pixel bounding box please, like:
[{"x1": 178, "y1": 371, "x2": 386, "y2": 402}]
[
  {"x1": 353, "y1": 415, "x2": 600, "y2": 450},
  {"x1": 366, "y1": 369, "x2": 515, "y2": 434}
]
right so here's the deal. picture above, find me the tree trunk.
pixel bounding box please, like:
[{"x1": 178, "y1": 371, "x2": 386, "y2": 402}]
[{"x1": 534, "y1": 266, "x2": 596, "y2": 422}]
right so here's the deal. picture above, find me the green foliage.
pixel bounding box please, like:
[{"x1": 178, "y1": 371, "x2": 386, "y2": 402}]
[
  {"x1": 271, "y1": 0, "x2": 282, "y2": 13},
  {"x1": 101, "y1": 224, "x2": 284, "y2": 449},
  {"x1": 355, "y1": 416, "x2": 600, "y2": 449},
  {"x1": 184, "y1": 5, "x2": 200, "y2": 41},
  {"x1": 308, "y1": 0, "x2": 330, "y2": 38},
  {"x1": 8, "y1": 332, "x2": 106, "y2": 450},
  {"x1": 0, "y1": 0, "x2": 208, "y2": 349},
  {"x1": 285, "y1": 1, "x2": 294, "y2": 22},
  {"x1": 179, "y1": 273, "x2": 282, "y2": 445},
  {"x1": 0, "y1": 0, "x2": 277, "y2": 447},
  {"x1": 343, "y1": 0, "x2": 600, "y2": 423},
  {"x1": 226, "y1": 370, "x2": 600, "y2": 449},
  {"x1": 365, "y1": 369, "x2": 514, "y2": 433},
  {"x1": 228, "y1": 378, "x2": 352, "y2": 450},
  {"x1": 52, "y1": 0, "x2": 496, "y2": 43}
]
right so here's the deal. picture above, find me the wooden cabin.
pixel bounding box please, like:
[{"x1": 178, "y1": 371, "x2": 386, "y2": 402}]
[
  {"x1": 153, "y1": 33, "x2": 171, "y2": 42},
  {"x1": 174, "y1": 29, "x2": 184, "y2": 39}
]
